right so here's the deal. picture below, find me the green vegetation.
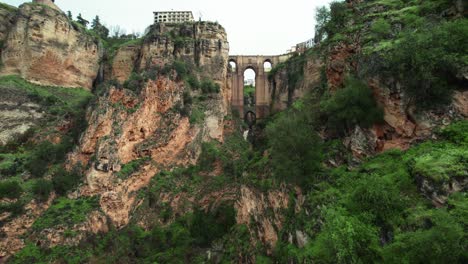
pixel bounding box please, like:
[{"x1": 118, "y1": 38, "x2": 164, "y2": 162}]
[
  {"x1": 383, "y1": 19, "x2": 468, "y2": 108},
  {"x1": 371, "y1": 18, "x2": 391, "y2": 38},
  {"x1": 32, "y1": 196, "x2": 99, "y2": 230},
  {"x1": 0, "y1": 2, "x2": 17, "y2": 12},
  {"x1": 266, "y1": 110, "x2": 322, "y2": 187},
  {"x1": 15, "y1": 202, "x2": 237, "y2": 263},
  {"x1": 272, "y1": 121, "x2": 468, "y2": 263},
  {"x1": 269, "y1": 53, "x2": 306, "y2": 99},
  {"x1": 320, "y1": 77, "x2": 384, "y2": 134},
  {"x1": 0, "y1": 180, "x2": 22, "y2": 199},
  {"x1": 0, "y1": 76, "x2": 92, "y2": 215},
  {"x1": 31, "y1": 179, "x2": 53, "y2": 201},
  {"x1": 117, "y1": 157, "x2": 150, "y2": 179}
]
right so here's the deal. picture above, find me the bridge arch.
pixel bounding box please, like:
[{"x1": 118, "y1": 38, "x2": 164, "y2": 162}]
[{"x1": 228, "y1": 55, "x2": 288, "y2": 118}]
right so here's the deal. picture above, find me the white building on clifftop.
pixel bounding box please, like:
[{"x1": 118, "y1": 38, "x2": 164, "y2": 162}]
[{"x1": 154, "y1": 11, "x2": 194, "y2": 24}]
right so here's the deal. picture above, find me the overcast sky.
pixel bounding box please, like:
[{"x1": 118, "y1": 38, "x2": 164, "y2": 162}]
[{"x1": 5, "y1": 0, "x2": 333, "y2": 55}]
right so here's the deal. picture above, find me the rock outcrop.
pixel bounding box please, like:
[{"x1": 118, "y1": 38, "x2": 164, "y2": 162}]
[
  {"x1": 0, "y1": 84, "x2": 44, "y2": 145},
  {"x1": 0, "y1": 3, "x2": 101, "y2": 89},
  {"x1": 68, "y1": 21, "x2": 231, "y2": 227}
]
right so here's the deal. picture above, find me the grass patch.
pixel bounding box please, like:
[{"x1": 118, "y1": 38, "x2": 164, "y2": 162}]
[
  {"x1": 0, "y1": 75, "x2": 93, "y2": 117},
  {"x1": 0, "y1": 2, "x2": 17, "y2": 12},
  {"x1": 116, "y1": 157, "x2": 150, "y2": 179},
  {"x1": 32, "y1": 196, "x2": 99, "y2": 231}
]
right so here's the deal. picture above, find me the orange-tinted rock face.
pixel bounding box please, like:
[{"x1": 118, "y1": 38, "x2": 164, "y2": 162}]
[{"x1": 0, "y1": 3, "x2": 101, "y2": 89}]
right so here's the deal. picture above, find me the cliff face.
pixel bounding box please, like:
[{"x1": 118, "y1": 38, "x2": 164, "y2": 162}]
[
  {"x1": 0, "y1": 4, "x2": 16, "y2": 43},
  {"x1": 269, "y1": 0, "x2": 467, "y2": 159},
  {"x1": 68, "y1": 22, "x2": 231, "y2": 228},
  {"x1": 0, "y1": 3, "x2": 101, "y2": 89}
]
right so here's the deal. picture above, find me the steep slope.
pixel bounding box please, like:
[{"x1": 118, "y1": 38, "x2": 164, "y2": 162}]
[
  {"x1": 0, "y1": 2, "x2": 101, "y2": 89},
  {"x1": 269, "y1": 0, "x2": 467, "y2": 158}
]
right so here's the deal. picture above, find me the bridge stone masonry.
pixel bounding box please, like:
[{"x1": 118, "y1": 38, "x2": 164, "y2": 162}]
[{"x1": 228, "y1": 55, "x2": 291, "y2": 119}]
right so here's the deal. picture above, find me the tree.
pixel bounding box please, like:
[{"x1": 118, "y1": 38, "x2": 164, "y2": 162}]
[
  {"x1": 314, "y1": 6, "x2": 330, "y2": 43},
  {"x1": 320, "y1": 77, "x2": 383, "y2": 134},
  {"x1": 76, "y1": 13, "x2": 89, "y2": 28},
  {"x1": 91, "y1": 15, "x2": 101, "y2": 29},
  {"x1": 384, "y1": 20, "x2": 468, "y2": 109},
  {"x1": 67, "y1": 10, "x2": 73, "y2": 21},
  {"x1": 266, "y1": 110, "x2": 323, "y2": 186},
  {"x1": 91, "y1": 15, "x2": 109, "y2": 39},
  {"x1": 110, "y1": 25, "x2": 126, "y2": 38}
]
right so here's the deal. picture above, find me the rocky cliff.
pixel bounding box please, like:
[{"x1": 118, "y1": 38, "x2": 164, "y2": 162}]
[
  {"x1": 0, "y1": 3, "x2": 101, "y2": 89},
  {"x1": 67, "y1": 21, "x2": 231, "y2": 233},
  {"x1": 269, "y1": 0, "x2": 468, "y2": 159}
]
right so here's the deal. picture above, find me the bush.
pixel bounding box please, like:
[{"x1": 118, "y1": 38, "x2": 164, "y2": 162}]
[
  {"x1": 371, "y1": 18, "x2": 391, "y2": 38},
  {"x1": 32, "y1": 196, "x2": 99, "y2": 230},
  {"x1": 25, "y1": 141, "x2": 70, "y2": 178},
  {"x1": 173, "y1": 60, "x2": 189, "y2": 79},
  {"x1": 116, "y1": 158, "x2": 149, "y2": 179},
  {"x1": 123, "y1": 72, "x2": 144, "y2": 93},
  {"x1": 266, "y1": 111, "x2": 322, "y2": 186},
  {"x1": 190, "y1": 204, "x2": 236, "y2": 246},
  {"x1": 310, "y1": 207, "x2": 381, "y2": 263},
  {"x1": 198, "y1": 142, "x2": 219, "y2": 171},
  {"x1": 52, "y1": 167, "x2": 81, "y2": 195},
  {"x1": 437, "y1": 121, "x2": 468, "y2": 145},
  {"x1": 186, "y1": 75, "x2": 200, "y2": 89},
  {"x1": 410, "y1": 147, "x2": 467, "y2": 182},
  {"x1": 32, "y1": 179, "x2": 53, "y2": 201},
  {"x1": 0, "y1": 180, "x2": 22, "y2": 199},
  {"x1": 200, "y1": 78, "x2": 220, "y2": 94},
  {"x1": 384, "y1": 20, "x2": 468, "y2": 109},
  {"x1": 382, "y1": 209, "x2": 465, "y2": 263},
  {"x1": 189, "y1": 106, "x2": 205, "y2": 124},
  {"x1": 320, "y1": 77, "x2": 383, "y2": 134}
]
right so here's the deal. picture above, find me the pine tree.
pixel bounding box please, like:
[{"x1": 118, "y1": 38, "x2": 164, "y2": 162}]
[
  {"x1": 76, "y1": 13, "x2": 89, "y2": 27},
  {"x1": 91, "y1": 15, "x2": 109, "y2": 39},
  {"x1": 91, "y1": 16, "x2": 101, "y2": 29},
  {"x1": 67, "y1": 11, "x2": 73, "y2": 21}
]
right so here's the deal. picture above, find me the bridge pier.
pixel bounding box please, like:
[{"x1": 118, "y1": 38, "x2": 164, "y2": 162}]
[{"x1": 228, "y1": 55, "x2": 289, "y2": 119}]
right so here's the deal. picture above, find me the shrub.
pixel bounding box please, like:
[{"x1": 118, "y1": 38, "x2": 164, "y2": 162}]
[
  {"x1": 173, "y1": 60, "x2": 189, "y2": 79},
  {"x1": 32, "y1": 179, "x2": 53, "y2": 201},
  {"x1": 0, "y1": 180, "x2": 22, "y2": 199},
  {"x1": 123, "y1": 72, "x2": 144, "y2": 93},
  {"x1": 32, "y1": 197, "x2": 99, "y2": 230},
  {"x1": 266, "y1": 111, "x2": 322, "y2": 186},
  {"x1": 310, "y1": 207, "x2": 380, "y2": 263},
  {"x1": 52, "y1": 167, "x2": 81, "y2": 195},
  {"x1": 189, "y1": 106, "x2": 205, "y2": 124},
  {"x1": 410, "y1": 147, "x2": 467, "y2": 182},
  {"x1": 190, "y1": 204, "x2": 236, "y2": 246},
  {"x1": 347, "y1": 174, "x2": 406, "y2": 225},
  {"x1": 382, "y1": 209, "x2": 465, "y2": 263},
  {"x1": 198, "y1": 142, "x2": 219, "y2": 171},
  {"x1": 437, "y1": 121, "x2": 468, "y2": 145},
  {"x1": 384, "y1": 20, "x2": 468, "y2": 109},
  {"x1": 200, "y1": 78, "x2": 220, "y2": 94},
  {"x1": 186, "y1": 75, "x2": 200, "y2": 89},
  {"x1": 116, "y1": 158, "x2": 149, "y2": 179},
  {"x1": 24, "y1": 138, "x2": 74, "y2": 178},
  {"x1": 371, "y1": 18, "x2": 391, "y2": 38},
  {"x1": 320, "y1": 77, "x2": 383, "y2": 134}
]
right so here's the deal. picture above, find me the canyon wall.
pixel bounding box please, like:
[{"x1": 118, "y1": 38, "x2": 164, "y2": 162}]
[{"x1": 0, "y1": 3, "x2": 101, "y2": 89}]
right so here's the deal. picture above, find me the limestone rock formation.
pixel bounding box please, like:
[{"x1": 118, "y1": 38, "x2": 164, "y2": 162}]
[
  {"x1": 0, "y1": 84, "x2": 44, "y2": 145},
  {"x1": 0, "y1": 3, "x2": 101, "y2": 89},
  {"x1": 67, "y1": 22, "x2": 231, "y2": 227}
]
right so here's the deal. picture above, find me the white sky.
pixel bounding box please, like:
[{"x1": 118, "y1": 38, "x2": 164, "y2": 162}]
[{"x1": 5, "y1": 0, "x2": 333, "y2": 55}]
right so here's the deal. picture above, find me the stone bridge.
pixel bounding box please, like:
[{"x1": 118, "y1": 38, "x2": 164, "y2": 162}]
[{"x1": 228, "y1": 55, "x2": 290, "y2": 118}]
